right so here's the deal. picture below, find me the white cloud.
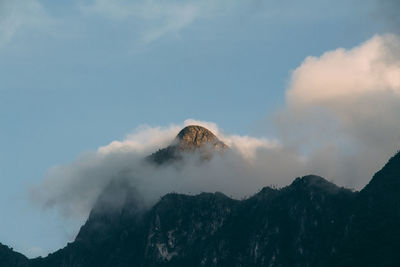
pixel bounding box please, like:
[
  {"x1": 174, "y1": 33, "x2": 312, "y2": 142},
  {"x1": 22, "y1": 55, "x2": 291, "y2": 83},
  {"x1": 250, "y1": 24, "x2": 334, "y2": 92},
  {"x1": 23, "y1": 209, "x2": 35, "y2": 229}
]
[
  {"x1": 98, "y1": 118, "x2": 277, "y2": 161},
  {"x1": 0, "y1": 0, "x2": 48, "y2": 46},
  {"x1": 277, "y1": 34, "x2": 400, "y2": 187},
  {"x1": 97, "y1": 119, "x2": 219, "y2": 155},
  {"x1": 287, "y1": 35, "x2": 400, "y2": 107},
  {"x1": 31, "y1": 119, "x2": 290, "y2": 218},
  {"x1": 31, "y1": 35, "x2": 400, "y2": 224}
]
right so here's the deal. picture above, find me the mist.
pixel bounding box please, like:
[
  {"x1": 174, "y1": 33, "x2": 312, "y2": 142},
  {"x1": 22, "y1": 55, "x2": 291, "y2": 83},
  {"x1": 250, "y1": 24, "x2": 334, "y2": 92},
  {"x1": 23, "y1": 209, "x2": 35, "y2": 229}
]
[
  {"x1": 31, "y1": 34, "x2": 400, "y2": 221},
  {"x1": 30, "y1": 120, "x2": 294, "y2": 218}
]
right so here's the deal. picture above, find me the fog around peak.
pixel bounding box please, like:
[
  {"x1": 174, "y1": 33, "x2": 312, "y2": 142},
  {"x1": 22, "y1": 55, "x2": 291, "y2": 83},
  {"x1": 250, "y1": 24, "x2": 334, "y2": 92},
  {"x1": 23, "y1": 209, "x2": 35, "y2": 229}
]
[{"x1": 31, "y1": 35, "x2": 400, "y2": 223}]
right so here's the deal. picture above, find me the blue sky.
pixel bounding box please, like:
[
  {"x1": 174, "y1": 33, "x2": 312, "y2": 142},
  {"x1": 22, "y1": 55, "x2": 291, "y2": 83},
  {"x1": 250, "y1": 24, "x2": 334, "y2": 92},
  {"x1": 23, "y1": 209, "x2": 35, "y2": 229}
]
[{"x1": 0, "y1": 0, "x2": 393, "y2": 258}]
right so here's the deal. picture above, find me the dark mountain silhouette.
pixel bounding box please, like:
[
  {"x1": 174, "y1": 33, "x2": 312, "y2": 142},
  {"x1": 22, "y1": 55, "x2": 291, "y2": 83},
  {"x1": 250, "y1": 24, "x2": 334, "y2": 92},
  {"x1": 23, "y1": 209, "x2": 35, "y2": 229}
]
[
  {"x1": 0, "y1": 243, "x2": 28, "y2": 267},
  {"x1": 2, "y1": 126, "x2": 400, "y2": 266}
]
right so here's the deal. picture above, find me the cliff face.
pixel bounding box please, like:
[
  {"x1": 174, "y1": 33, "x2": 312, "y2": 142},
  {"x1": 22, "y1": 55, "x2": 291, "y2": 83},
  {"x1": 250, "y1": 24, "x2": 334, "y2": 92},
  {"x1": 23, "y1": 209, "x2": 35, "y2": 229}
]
[{"x1": 3, "y1": 127, "x2": 400, "y2": 267}]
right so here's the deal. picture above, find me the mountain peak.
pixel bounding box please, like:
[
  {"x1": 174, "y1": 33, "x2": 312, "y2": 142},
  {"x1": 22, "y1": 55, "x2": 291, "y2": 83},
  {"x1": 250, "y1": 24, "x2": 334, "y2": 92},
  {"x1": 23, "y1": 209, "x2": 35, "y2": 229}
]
[
  {"x1": 177, "y1": 125, "x2": 216, "y2": 141},
  {"x1": 361, "y1": 151, "x2": 400, "y2": 205},
  {"x1": 148, "y1": 125, "x2": 227, "y2": 164},
  {"x1": 289, "y1": 175, "x2": 347, "y2": 194},
  {"x1": 175, "y1": 125, "x2": 227, "y2": 151}
]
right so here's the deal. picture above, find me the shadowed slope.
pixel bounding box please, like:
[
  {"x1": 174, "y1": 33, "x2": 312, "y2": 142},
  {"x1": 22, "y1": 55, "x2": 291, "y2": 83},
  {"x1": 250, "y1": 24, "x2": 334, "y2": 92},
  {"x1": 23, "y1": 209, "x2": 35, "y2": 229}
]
[
  {"x1": 0, "y1": 243, "x2": 28, "y2": 267},
  {"x1": 3, "y1": 128, "x2": 400, "y2": 266}
]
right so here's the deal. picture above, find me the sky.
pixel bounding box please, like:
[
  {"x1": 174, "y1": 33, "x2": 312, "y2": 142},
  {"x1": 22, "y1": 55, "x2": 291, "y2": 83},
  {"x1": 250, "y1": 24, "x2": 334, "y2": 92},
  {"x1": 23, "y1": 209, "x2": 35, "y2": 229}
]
[{"x1": 0, "y1": 0, "x2": 399, "y2": 258}]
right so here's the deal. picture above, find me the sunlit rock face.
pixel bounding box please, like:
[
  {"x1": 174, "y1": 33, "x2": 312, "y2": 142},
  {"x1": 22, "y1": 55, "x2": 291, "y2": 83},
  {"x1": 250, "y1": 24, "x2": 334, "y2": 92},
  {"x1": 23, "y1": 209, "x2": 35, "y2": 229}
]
[
  {"x1": 175, "y1": 125, "x2": 227, "y2": 151},
  {"x1": 148, "y1": 125, "x2": 228, "y2": 164}
]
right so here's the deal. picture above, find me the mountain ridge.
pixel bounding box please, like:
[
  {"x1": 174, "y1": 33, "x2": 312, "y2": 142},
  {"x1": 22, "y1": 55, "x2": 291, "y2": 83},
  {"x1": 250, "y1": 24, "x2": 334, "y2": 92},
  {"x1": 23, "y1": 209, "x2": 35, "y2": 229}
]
[
  {"x1": 0, "y1": 243, "x2": 28, "y2": 267},
  {"x1": 2, "y1": 127, "x2": 400, "y2": 266}
]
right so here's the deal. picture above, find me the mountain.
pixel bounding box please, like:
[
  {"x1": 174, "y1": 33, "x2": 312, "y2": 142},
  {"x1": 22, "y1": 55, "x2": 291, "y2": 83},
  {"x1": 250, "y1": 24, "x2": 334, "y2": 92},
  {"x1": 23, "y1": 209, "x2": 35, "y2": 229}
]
[
  {"x1": 330, "y1": 151, "x2": 400, "y2": 266},
  {"x1": 148, "y1": 125, "x2": 228, "y2": 164},
  {"x1": 0, "y1": 243, "x2": 28, "y2": 267},
  {"x1": 2, "y1": 127, "x2": 400, "y2": 266}
]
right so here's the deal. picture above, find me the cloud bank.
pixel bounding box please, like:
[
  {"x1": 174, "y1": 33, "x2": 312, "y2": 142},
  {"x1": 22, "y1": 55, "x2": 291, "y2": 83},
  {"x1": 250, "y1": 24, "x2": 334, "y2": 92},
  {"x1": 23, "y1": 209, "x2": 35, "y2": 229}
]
[
  {"x1": 277, "y1": 34, "x2": 400, "y2": 186},
  {"x1": 32, "y1": 34, "x2": 400, "y2": 220},
  {"x1": 31, "y1": 119, "x2": 282, "y2": 218}
]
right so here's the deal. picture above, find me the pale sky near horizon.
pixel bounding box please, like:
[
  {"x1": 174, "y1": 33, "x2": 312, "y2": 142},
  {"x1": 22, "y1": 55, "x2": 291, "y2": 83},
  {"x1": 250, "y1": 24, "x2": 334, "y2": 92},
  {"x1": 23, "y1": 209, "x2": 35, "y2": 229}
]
[{"x1": 0, "y1": 0, "x2": 394, "y2": 258}]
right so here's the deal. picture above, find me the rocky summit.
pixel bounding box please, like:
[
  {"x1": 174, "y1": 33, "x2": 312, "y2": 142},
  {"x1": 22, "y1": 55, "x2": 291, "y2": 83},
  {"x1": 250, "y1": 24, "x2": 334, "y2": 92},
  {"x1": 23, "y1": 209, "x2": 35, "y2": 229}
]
[
  {"x1": 175, "y1": 125, "x2": 227, "y2": 151},
  {"x1": 1, "y1": 127, "x2": 400, "y2": 266},
  {"x1": 148, "y1": 125, "x2": 228, "y2": 164}
]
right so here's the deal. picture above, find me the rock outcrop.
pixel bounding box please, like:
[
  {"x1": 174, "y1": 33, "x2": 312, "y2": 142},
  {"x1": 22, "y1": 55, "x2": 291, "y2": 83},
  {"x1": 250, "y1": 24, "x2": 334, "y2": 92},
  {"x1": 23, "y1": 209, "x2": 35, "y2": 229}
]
[{"x1": 148, "y1": 125, "x2": 228, "y2": 164}]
